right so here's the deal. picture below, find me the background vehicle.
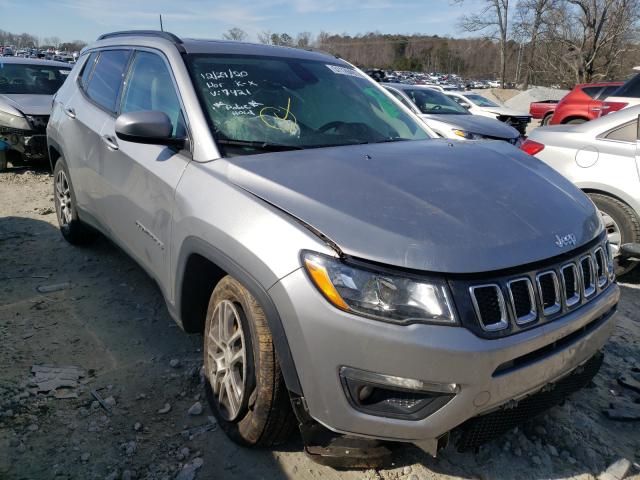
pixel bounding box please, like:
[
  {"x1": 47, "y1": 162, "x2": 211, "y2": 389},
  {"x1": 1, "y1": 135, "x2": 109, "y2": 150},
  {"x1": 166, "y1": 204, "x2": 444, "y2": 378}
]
[
  {"x1": 383, "y1": 83, "x2": 521, "y2": 143},
  {"x1": 446, "y1": 91, "x2": 531, "y2": 135},
  {"x1": 522, "y1": 106, "x2": 640, "y2": 275},
  {"x1": 529, "y1": 99, "x2": 559, "y2": 126},
  {"x1": 549, "y1": 82, "x2": 622, "y2": 125},
  {"x1": 0, "y1": 57, "x2": 71, "y2": 169},
  {"x1": 600, "y1": 67, "x2": 640, "y2": 117},
  {"x1": 48, "y1": 31, "x2": 618, "y2": 467}
]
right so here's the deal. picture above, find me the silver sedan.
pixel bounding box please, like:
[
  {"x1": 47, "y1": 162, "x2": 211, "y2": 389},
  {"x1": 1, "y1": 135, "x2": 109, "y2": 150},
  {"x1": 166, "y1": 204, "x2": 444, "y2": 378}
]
[{"x1": 523, "y1": 106, "x2": 640, "y2": 274}]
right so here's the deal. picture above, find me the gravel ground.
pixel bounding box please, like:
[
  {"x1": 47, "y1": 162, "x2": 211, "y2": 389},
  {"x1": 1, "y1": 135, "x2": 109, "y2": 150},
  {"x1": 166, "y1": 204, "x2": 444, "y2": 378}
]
[{"x1": 1, "y1": 168, "x2": 639, "y2": 480}]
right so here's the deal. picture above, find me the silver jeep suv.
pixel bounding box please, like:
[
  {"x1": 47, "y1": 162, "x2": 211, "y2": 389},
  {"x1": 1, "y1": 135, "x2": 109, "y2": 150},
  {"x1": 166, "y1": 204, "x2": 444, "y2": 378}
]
[{"x1": 47, "y1": 31, "x2": 619, "y2": 466}]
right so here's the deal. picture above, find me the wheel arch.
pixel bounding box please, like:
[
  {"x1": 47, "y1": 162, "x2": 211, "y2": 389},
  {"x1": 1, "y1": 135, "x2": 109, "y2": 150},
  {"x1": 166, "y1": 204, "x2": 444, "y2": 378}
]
[
  {"x1": 561, "y1": 115, "x2": 589, "y2": 124},
  {"x1": 581, "y1": 186, "x2": 640, "y2": 217},
  {"x1": 47, "y1": 138, "x2": 62, "y2": 173},
  {"x1": 175, "y1": 236, "x2": 303, "y2": 396}
]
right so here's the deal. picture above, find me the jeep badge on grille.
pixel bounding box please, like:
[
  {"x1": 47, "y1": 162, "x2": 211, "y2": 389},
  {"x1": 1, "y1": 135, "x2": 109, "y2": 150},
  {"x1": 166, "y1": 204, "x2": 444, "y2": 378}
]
[{"x1": 555, "y1": 233, "x2": 577, "y2": 248}]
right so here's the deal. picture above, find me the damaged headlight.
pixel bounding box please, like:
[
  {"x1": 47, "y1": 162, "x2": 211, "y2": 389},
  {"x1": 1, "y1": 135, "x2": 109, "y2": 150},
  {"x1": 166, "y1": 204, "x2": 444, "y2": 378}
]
[
  {"x1": 302, "y1": 251, "x2": 456, "y2": 325},
  {"x1": 452, "y1": 129, "x2": 486, "y2": 140},
  {"x1": 0, "y1": 109, "x2": 31, "y2": 131}
]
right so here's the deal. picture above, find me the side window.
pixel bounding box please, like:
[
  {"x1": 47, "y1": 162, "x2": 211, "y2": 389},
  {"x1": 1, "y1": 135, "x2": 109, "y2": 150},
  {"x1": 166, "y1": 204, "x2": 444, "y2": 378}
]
[
  {"x1": 120, "y1": 51, "x2": 185, "y2": 137},
  {"x1": 603, "y1": 119, "x2": 638, "y2": 142},
  {"x1": 85, "y1": 50, "x2": 131, "y2": 113},
  {"x1": 615, "y1": 74, "x2": 640, "y2": 98},
  {"x1": 582, "y1": 86, "x2": 603, "y2": 99},
  {"x1": 386, "y1": 88, "x2": 414, "y2": 111},
  {"x1": 597, "y1": 86, "x2": 620, "y2": 100},
  {"x1": 79, "y1": 52, "x2": 98, "y2": 89}
]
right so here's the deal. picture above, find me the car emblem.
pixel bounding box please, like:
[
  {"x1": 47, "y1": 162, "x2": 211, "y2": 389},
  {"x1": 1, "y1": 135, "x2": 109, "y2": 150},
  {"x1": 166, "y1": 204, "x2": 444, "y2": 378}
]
[{"x1": 555, "y1": 233, "x2": 577, "y2": 248}]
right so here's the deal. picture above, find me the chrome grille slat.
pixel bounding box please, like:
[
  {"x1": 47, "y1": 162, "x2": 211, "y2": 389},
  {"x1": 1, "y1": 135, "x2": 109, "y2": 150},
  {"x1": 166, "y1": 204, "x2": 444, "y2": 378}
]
[
  {"x1": 561, "y1": 263, "x2": 580, "y2": 307},
  {"x1": 507, "y1": 278, "x2": 536, "y2": 325},
  {"x1": 536, "y1": 271, "x2": 561, "y2": 316},
  {"x1": 469, "y1": 284, "x2": 508, "y2": 332}
]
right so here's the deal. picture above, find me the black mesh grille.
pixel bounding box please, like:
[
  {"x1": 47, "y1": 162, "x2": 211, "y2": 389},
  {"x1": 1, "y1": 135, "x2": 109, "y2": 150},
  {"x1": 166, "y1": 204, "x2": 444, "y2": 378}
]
[
  {"x1": 510, "y1": 280, "x2": 532, "y2": 318},
  {"x1": 472, "y1": 286, "x2": 502, "y2": 326},
  {"x1": 581, "y1": 258, "x2": 591, "y2": 286},
  {"x1": 538, "y1": 273, "x2": 557, "y2": 309},
  {"x1": 456, "y1": 351, "x2": 603, "y2": 451},
  {"x1": 595, "y1": 250, "x2": 605, "y2": 279},
  {"x1": 563, "y1": 266, "x2": 577, "y2": 299}
]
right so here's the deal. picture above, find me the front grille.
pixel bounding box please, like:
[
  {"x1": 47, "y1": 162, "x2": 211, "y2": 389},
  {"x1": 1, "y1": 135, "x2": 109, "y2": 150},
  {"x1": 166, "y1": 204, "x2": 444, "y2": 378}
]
[
  {"x1": 456, "y1": 351, "x2": 604, "y2": 451},
  {"x1": 460, "y1": 236, "x2": 614, "y2": 337}
]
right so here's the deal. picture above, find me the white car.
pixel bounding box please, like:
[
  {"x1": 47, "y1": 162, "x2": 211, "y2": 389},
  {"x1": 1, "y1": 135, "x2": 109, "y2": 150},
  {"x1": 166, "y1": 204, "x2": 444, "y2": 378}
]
[
  {"x1": 522, "y1": 105, "x2": 640, "y2": 275},
  {"x1": 446, "y1": 91, "x2": 532, "y2": 136},
  {"x1": 601, "y1": 66, "x2": 640, "y2": 116},
  {"x1": 487, "y1": 80, "x2": 501, "y2": 88}
]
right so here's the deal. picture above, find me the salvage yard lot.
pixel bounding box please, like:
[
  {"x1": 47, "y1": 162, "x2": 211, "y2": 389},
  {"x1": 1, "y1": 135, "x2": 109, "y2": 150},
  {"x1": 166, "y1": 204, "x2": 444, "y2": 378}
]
[{"x1": 1, "y1": 169, "x2": 639, "y2": 480}]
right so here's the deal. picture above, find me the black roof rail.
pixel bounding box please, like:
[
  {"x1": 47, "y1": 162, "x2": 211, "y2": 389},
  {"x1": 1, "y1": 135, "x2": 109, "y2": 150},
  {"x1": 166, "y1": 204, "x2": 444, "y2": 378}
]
[{"x1": 97, "y1": 30, "x2": 183, "y2": 44}]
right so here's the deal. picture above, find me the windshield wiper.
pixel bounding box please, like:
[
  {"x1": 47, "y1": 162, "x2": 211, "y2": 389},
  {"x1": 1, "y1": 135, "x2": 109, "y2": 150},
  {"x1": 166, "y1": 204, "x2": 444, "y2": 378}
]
[{"x1": 216, "y1": 139, "x2": 304, "y2": 152}]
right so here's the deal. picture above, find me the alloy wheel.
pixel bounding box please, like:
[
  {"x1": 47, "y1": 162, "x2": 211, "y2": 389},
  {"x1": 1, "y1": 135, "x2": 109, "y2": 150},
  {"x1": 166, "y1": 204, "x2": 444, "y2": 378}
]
[
  {"x1": 205, "y1": 299, "x2": 247, "y2": 421},
  {"x1": 601, "y1": 211, "x2": 622, "y2": 256},
  {"x1": 55, "y1": 170, "x2": 73, "y2": 226}
]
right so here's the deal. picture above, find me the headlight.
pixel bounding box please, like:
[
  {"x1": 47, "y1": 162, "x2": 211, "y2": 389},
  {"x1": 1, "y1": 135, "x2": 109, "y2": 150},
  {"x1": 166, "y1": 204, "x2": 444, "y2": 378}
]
[
  {"x1": 0, "y1": 109, "x2": 31, "y2": 130},
  {"x1": 302, "y1": 251, "x2": 456, "y2": 325},
  {"x1": 452, "y1": 129, "x2": 486, "y2": 140}
]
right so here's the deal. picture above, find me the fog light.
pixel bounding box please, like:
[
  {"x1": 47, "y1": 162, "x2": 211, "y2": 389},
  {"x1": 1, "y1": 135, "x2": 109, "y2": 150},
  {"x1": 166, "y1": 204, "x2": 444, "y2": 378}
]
[{"x1": 340, "y1": 366, "x2": 458, "y2": 420}]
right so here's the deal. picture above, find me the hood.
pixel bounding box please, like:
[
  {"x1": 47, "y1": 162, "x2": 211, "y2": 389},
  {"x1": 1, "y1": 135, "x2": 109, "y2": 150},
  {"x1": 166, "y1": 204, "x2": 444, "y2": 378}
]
[
  {"x1": 225, "y1": 140, "x2": 601, "y2": 273},
  {"x1": 0, "y1": 94, "x2": 53, "y2": 116},
  {"x1": 421, "y1": 113, "x2": 519, "y2": 139},
  {"x1": 484, "y1": 106, "x2": 530, "y2": 117}
]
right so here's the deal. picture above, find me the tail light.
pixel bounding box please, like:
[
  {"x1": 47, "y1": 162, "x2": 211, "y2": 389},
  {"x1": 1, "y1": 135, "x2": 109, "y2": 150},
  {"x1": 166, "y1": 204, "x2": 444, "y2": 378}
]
[
  {"x1": 599, "y1": 101, "x2": 628, "y2": 116},
  {"x1": 520, "y1": 139, "x2": 545, "y2": 156}
]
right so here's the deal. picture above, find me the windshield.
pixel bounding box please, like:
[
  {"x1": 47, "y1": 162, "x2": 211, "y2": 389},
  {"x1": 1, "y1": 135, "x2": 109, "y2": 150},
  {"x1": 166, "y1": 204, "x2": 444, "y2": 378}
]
[
  {"x1": 0, "y1": 62, "x2": 70, "y2": 94},
  {"x1": 464, "y1": 93, "x2": 499, "y2": 107},
  {"x1": 403, "y1": 88, "x2": 469, "y2": 115},
  {"x1": 186, "y1": 54, "x2": 429, "y2": 156}
]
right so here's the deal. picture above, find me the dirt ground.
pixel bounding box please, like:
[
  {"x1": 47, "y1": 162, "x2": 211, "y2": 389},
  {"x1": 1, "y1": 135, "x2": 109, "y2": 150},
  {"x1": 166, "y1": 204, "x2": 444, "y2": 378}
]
[{"x1": 1, "y1": 168, "x2": 639, "y2": 480}]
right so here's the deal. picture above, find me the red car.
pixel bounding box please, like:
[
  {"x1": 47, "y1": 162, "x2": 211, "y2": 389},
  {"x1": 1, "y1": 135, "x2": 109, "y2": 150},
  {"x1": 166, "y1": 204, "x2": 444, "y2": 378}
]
[
  {"x1": 549, "y1": 82, "x2": 623, "y2": 125},
  {"x1": 529, "y1": 100, "x2": 558, "y2": 125}
]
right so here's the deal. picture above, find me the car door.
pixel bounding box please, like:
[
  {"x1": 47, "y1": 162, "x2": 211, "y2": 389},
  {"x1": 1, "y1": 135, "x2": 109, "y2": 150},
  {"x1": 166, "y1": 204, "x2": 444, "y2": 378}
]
[
  {"x1": 63, "y1": 49, "x2": 132, "y2": 221},
  {"x1": 98, "y1": 49, "x2": 191, "y2": 286}
]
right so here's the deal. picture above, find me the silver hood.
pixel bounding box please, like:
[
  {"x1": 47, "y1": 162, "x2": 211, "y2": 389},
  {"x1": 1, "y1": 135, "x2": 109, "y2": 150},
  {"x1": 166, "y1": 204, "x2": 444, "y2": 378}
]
[
  {"x1": 227, "y1": 139, "x2": 601, "y2": 273},
  {"x1": 422, "y1": 113, "x2": 519, "y2": 139},
  {"x1": 0, "y1": 94, "x2": 53, "y2": 116}
]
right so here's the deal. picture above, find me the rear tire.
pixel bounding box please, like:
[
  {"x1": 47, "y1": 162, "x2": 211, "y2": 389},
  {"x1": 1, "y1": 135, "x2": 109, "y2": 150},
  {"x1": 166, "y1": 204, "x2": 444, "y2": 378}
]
[
  {"x1": 203, "y1": 275, "x2": 296, "y2": 447},
  {"x1": 53, "y1": 157, "x2": 98, "y2": 245},
  {"x1": 541, "y1": 113, "x2": 553, "y2": 126},
  {"x1": 588, "y1": 193, "x2": 640, "y2": 276},
  {"x1": 566, "y1": 118, "x2": 586, "y2": 125}
]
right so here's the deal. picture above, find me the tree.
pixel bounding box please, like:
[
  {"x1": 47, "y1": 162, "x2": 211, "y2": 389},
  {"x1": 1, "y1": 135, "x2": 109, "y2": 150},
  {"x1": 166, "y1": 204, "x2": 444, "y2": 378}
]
[
  {"x1": 257, "y1": 30, "x2": 272, "y2": 44},
  {"x1": 222, "y1": 28, "x2": 247, "y2": 42},
  {"x1": 515, "y1": 0, "x2": 556, "y2": 88},
  {"x1": 456, "y1": 0, "x2": 510, "y2": 87},
  {"x1": 296, "y1": 32, "x2": 312, "y2": 48}
]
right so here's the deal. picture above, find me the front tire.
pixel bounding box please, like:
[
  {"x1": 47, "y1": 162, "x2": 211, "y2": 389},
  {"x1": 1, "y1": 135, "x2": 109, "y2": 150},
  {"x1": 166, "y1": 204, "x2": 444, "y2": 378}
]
[
  {"x1": 53, "y1": 157, "x2": 97, "y2": 245},
  {"x1": 566, "y1": 118, "x2": 586, "y2": 125},
  {"x1": 203, "y1": 276, "x2": 296, "y2": 447},
  {"x1": 588, "y1": 193, "x2": 640, "y2": 276}
]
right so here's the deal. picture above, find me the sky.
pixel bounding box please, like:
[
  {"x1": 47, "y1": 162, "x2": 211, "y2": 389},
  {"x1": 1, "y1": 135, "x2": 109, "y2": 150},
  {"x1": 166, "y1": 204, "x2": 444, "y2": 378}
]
[{"x1": 0, "y1": 0, "x2": 485, "y2": 44}]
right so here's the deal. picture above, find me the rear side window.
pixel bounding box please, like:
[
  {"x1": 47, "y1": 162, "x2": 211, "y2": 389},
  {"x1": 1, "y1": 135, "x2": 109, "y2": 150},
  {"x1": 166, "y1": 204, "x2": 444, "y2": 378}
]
[
  {"x1": 596, "y1": 86, "x2": 620, "y2": 100},
  {"x1": 79, "y1": 52, "x2": 98, "y2": 89},
  {"x1": 613, "y1": 74, "x2": 640, "y2": 98},
  {"x1": 120, "y1": 51, "x2": 185, "y2": 137},
  {"x1": 385, "y1": 88, "x2": 414, "y2": 110},
  {"x1": 603, "y1": 119, "x2": 638, "y2": 142},
  {"x1": 581, "y1": 86, "x2": 602, "y2": 99},
  {"x1": 85, "y1": 50, "x2": 131, "y2": 112}
]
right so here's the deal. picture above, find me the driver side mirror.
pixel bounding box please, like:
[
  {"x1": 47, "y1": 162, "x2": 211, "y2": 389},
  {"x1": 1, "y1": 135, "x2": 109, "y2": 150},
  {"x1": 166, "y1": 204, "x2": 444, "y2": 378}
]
[{"x1": 115, "y1": 110, "x2": 184, "y2": 148}]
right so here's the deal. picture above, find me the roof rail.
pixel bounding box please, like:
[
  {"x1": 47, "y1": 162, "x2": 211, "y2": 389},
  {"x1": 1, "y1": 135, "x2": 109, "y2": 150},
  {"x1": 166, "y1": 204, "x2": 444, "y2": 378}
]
[{"x1": 97, "y1": 30, "x2": 183, "y2": 44}]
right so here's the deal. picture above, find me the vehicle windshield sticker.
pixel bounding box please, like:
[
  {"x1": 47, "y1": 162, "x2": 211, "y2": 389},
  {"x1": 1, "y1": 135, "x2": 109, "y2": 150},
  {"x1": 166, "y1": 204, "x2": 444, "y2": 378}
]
[
  {"x1": 363, "y1": 87, "x2": 400, "y2": 118},
  {"x1": 60, "y1": 70, "x2": 70, "y2": 75},
  {"x1": 326, "y1": 64, "x2": 361, "y2": 78}
]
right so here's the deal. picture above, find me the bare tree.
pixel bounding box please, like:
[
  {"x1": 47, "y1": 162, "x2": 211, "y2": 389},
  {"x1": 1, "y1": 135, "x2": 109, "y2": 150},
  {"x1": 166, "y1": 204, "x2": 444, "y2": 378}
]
[
  {"x1": 296, "y1": 32, "x2": 312, "y2": 48},
  {"x1": 222, "y1": 27, "x2": 247, "y2": 42},
  {"x1": 456, "y1": 0, "x2": 510, "y2": 87},
  {"x1": 515, "y1": 0, "x2": 556, "y2": 88},
  {"x1": 257, "y1": 30, "x2": 272, "y2": 44}
]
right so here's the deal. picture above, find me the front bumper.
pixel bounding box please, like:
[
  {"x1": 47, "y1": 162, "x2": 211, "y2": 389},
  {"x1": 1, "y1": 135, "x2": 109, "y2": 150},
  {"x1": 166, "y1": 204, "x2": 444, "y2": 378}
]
[{"x1": 269, "y1": 268, "x2": 619, "y2": 444}]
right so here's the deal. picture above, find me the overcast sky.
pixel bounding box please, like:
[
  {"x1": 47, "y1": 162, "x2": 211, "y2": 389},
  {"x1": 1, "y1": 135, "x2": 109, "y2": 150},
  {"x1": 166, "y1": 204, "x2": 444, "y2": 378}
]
[{"x1": 0, "y1": 0, "x2": 485, "y2": 43}]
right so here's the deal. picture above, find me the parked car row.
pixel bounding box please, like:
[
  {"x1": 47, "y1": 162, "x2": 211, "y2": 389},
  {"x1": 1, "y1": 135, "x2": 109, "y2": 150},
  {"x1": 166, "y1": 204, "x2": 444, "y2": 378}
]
[{"x1": 42, "y1": 30, "x2": 628, "y2": 468}]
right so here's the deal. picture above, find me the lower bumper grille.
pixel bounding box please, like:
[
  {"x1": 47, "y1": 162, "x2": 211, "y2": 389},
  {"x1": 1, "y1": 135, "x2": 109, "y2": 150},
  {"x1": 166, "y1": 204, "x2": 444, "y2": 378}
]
[{"x1": 456, "y1": 351, "x2": 603, "y2": 451}]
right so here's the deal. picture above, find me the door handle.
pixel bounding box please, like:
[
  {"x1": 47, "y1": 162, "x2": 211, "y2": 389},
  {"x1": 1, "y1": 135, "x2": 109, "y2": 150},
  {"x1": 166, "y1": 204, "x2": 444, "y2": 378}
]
[
  {"x1": 64, "y1": 106, "x2": 76, "y2": 119},
  {"x1": 101, "y1": 134, "x2": 119, "y2": 151}
]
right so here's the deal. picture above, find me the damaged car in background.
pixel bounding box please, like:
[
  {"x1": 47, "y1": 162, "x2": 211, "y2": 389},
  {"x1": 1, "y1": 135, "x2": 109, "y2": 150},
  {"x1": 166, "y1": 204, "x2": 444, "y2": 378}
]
[{"x1": 0, "y1": 57, "x2": 71, "y2": 169}]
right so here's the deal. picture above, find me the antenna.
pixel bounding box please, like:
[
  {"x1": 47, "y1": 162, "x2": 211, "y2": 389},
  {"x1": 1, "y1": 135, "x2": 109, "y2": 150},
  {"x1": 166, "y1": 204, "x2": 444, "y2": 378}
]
[{"x1": 159, "y1": 14, "x2": 164, "y2": 32}]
